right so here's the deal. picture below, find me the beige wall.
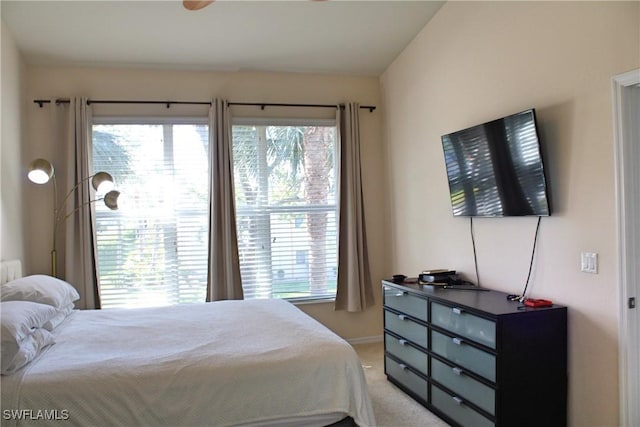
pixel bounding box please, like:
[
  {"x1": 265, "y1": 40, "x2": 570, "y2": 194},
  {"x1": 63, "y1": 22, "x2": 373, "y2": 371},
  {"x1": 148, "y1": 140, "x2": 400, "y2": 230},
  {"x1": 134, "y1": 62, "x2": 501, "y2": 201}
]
[
  {"x1": 1, "y1": 20, "x2": 26, "y2": 263},
  {"x1": 23, "y1": 66, "x2": 386, "y2": 340},
  {"x1": 381, "y1": 1, "x2": 639, "y2": 426}
]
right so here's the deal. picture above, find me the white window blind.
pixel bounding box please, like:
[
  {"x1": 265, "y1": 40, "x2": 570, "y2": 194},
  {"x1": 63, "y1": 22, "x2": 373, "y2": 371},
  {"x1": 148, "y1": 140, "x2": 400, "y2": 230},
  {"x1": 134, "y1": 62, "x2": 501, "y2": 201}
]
[
  {"x1": 92, "y1": 119, "x2": 209, "y2": 309},
  {"x1": 232, "y1": 120, "x2": 338, "y2": 301}
]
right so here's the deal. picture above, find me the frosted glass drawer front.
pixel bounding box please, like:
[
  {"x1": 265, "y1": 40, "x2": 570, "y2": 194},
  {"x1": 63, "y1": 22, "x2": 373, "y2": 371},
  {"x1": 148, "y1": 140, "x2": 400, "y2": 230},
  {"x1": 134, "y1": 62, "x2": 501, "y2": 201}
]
[
  {"x1": 431, "y1": 357, "x2": 495, "y2": 415},
  {"x1": 383, "y1": 286, "x2": 428, "y2": 322},
  {"x1": 431, "y1": 330, "x2": 496, "y2": 382},
  {"x1": 385, "y1": 356, "x2": 428, "y2": 400},
  {"x1": 431, "y1": 302, "x2": 496, "y2": 349},
  {"x1": 384, "y1": 310, "x2": 429, "y2": 348},
  {"x1": 385, "y1": 333, "x2": 428, "y2": 376},
  {"x1": 431, "y1": 385, "x2": 494, "y2": 427}
]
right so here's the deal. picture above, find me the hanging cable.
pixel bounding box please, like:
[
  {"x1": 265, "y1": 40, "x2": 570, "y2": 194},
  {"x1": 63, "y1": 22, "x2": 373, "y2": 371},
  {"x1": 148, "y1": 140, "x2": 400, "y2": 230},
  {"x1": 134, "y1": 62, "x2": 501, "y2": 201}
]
[
  {"x1": 520, "y1": 216, "x2": 542, "y2": 299},
  {"x1": 470, "y1": 217, "x2": 480, "y2": 287}
]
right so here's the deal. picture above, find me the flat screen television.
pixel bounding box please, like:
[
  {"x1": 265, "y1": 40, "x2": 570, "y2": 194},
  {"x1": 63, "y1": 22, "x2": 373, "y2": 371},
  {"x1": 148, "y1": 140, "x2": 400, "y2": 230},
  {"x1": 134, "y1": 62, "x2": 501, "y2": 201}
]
[{"x1": 441, "y1": 109, "x2": 550, "y2": 217}]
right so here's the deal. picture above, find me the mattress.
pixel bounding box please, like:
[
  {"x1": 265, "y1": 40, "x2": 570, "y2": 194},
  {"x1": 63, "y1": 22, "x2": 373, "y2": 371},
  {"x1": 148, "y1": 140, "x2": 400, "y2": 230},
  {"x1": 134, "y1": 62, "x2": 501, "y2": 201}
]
[{"x1": 0, "y1": 299, "x2": 375, "y2": 427}]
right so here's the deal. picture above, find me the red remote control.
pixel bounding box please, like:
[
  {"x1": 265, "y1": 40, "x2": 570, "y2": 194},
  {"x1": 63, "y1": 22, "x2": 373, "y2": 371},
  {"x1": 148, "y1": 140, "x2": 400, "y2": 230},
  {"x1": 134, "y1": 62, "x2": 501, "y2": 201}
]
[{"x1": 524, "y1": 298, "x2": 553, "y2": 308}]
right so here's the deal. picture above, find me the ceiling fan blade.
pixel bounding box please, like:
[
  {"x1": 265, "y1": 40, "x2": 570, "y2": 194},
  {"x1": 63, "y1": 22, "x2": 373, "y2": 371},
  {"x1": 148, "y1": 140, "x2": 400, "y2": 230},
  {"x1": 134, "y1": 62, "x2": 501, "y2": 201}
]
[{"x1": 183, "y1": 1, "x2": 214, "y2": 11}]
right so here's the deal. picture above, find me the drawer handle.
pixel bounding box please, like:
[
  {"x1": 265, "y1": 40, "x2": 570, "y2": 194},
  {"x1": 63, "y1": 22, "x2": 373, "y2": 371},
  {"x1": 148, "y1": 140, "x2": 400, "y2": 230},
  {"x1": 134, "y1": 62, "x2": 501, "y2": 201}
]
[
  {"x1": 452, "y1": 337, "x2": 464, "y2": 346},
  {"x1": 452, "y1": 367, "x2": 464, "y2": 376},
  {"x1": 452, "y1": 396, "x2": 464, "y2": 406},
  {"x1": 452, "y1": 307, "x2": 463, "y2": 315},
  {"x1": 398, "y1": 314, "x2": 408, "y2": 321},
  {"x1": 399, "y1": 363, "x2": 409, "y2": 371},
  {"x1": 399, "y1": 339, "x2": 408, "y2": 346}
]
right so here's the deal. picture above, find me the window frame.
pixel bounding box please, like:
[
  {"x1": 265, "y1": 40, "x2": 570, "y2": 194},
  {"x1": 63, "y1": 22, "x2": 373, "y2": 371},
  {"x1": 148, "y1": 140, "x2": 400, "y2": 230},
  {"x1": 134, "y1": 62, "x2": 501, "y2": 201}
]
[
  {"x1": 231, "y1": 116, "x2": 340, "y2": 303},
  {"x1": 92, "y1": 115, "x2": 210, "y2": 309}
]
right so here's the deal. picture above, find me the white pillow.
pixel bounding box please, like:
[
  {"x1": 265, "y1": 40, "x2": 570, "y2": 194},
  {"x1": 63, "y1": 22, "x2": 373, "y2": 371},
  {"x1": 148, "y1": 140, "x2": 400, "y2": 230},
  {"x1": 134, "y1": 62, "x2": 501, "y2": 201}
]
[
  {"x1": 1, "y1": 300, "x2": 59, "y2": 342},
  {"x1": 1, "y1": 301, "x2": 58, "y2": 375},
  {"x1": 1, "y1": 275, "x2": 80, "y2": 308},
  {"x1": 1, "y1": 328, "x2": 55, "y2": 375},
  {"x1": 43, "y1": 303, "x2": 75, "y2": 331}
]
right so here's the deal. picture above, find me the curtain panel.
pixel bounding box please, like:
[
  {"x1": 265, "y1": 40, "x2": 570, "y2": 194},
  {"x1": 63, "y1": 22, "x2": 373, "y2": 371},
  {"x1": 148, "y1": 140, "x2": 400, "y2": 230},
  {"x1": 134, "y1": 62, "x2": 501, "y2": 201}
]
[
  {"x1": 335, "y1": 102, "x2": 374, "y2": 312},
  {"x1": 56, "y1": 97, "x2": 101, "y2": 309},
  {"x1": 206, "y1": 99, "x2": 244, "y2": 301}
]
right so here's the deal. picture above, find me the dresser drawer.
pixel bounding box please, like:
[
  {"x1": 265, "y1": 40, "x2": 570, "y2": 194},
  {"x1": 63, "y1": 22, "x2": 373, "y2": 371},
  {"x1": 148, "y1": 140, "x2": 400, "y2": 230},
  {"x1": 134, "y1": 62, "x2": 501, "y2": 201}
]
[
  {"x1": 383, "y1": 286, "x2": 428, "y2": 322},
  {"x1": 431, "y1": 384, "x2": 494, "y2": 427},
  {"x1": 431, "y1": 357, "x2": 495, "y2": 416},
  {"x1": 385, "y1": 333, "x2": 428, "y2": 376},
  {"x1": 385, "y1": 356, "x2": 429, "y2": 400},
  {"x1": 431, "y1": 330, "x2": 496, "y2": 382},
  {"x1": 384, "y1": 310, "x2": 428, "y2": 348},
  {"x1": 431, "y1": 301, "x2": 496, "y2": 349}
]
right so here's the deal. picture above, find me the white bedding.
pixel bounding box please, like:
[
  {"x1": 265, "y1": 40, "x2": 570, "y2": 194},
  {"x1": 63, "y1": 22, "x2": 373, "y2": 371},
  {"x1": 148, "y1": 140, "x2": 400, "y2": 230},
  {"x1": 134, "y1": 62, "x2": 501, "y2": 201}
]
[{"x1": 1, "y1": 299, "x2": 375, "y2": 427}]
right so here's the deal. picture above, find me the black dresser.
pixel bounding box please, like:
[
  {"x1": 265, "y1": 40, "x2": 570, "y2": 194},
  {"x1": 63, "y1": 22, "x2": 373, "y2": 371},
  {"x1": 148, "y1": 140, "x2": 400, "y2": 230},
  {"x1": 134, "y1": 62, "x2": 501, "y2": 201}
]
[{"x1": 382, "y1": 280, "x2": 567, "y2": 427}]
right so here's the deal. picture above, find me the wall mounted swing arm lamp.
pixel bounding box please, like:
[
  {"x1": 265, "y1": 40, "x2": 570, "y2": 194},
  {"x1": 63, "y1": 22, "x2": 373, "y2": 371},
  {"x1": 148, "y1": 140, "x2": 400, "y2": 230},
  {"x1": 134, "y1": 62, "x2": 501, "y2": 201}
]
[{"x1": 27, "y1": 158, "x2": 120, "y2": 277}]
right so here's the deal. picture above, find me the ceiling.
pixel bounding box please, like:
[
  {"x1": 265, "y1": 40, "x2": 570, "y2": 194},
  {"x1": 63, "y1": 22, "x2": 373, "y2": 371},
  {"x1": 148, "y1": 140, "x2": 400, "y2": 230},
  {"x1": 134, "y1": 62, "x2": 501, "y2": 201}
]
[{"x1": 1, "y1": 1, "x2": 444, "y2": 76}]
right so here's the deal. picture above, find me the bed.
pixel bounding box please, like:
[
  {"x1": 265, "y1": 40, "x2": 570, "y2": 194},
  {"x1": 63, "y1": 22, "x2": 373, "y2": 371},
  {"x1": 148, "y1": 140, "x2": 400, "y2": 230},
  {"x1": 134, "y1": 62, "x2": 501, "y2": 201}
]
[{"x1": 0, "y1": 261, "x2": 375, "y2": 427}]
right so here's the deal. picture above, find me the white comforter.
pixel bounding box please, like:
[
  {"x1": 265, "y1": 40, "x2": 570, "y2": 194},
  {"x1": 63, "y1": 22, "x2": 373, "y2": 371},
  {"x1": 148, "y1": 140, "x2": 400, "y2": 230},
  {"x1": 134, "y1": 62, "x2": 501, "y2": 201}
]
[{"x1": 1, "y1": 299, "x2": 375, "y2": 427}]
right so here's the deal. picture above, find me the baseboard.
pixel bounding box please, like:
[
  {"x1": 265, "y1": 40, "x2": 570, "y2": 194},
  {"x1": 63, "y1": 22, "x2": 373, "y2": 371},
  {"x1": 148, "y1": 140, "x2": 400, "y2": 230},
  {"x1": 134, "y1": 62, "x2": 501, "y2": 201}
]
[{"x1": 347, "y1": 335, "x2": 383, "y2": 345}]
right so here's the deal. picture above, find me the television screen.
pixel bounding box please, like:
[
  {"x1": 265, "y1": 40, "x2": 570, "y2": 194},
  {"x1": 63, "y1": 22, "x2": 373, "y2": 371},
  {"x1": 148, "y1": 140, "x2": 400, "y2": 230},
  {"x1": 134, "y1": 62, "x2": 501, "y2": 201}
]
[{"x1": 441, "y1": 109, "x2": 550, "y2": 217}]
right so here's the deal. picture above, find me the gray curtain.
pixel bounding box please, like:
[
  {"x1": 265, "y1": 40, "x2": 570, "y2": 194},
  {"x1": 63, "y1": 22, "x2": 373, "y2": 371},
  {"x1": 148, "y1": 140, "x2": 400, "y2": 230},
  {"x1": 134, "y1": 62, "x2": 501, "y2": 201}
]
[
  {"x1": 206, "y1": 99, "x2": 244, "y2": 301},
  {"x1": 57, "y1": 97, "x2": 101, "y2": 309},
  {"x1": 335, "y1": 102, "x2": 374, "y2": 312}
]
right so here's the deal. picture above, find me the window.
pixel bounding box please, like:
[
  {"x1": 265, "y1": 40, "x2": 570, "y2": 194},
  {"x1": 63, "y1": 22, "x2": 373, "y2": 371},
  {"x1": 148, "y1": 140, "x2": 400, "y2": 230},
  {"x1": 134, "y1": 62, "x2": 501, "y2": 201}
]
[
  {"x1": 232, "y1": 119, "x2": 338, "y2": 301},
  {"x1": 92, "y1": 119, "x2": 209, "y2": 309},
  {"x1": 92, "y1": 116, "x2": 338, "y2": 307}
]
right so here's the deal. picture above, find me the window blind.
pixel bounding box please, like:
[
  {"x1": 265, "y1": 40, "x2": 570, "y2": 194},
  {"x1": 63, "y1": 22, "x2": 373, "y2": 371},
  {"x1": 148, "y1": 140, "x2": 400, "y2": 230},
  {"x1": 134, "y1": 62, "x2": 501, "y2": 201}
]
[
  {"x1": 232, "y1": 121, "x2": 338, "y2": 301},
  {"x1": 92, "y1": 120, "x2": 209, "y2": 309}
]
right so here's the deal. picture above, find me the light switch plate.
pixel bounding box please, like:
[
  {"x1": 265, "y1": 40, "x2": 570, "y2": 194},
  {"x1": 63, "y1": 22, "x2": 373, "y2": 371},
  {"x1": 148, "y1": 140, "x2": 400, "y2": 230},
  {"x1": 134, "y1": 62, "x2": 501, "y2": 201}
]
[{"x1": 581, "y1": 252, "x2": 598, "y2": 274}]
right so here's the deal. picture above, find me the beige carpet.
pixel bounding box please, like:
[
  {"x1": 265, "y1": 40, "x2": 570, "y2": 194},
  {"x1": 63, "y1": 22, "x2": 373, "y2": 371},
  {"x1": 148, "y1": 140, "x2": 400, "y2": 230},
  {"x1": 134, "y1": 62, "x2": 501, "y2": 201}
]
[{"x1": 352, "y1": 342, "x2": 450, "y2": 427}]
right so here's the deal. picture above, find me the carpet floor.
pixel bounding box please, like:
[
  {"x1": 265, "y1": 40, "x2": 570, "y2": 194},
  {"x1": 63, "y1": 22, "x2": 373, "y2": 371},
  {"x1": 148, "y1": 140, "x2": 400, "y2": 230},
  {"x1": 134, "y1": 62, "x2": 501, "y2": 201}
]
[{"x1": 352, "y1": 342, "x2": 449, "y2": 427}]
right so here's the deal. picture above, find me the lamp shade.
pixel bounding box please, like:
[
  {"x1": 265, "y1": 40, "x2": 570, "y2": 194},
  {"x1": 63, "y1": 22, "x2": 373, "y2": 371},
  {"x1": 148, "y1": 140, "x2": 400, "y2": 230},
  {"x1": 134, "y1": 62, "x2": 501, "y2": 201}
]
[
  {"x1": 92, "y1": 172, "x2": 114, "y2": 194},
  {"x1": 27, "y1": 158, "x2": 55, "y2": 184},
  {"x1": 104, "y1": 190, "x2": 120, "y2": 210}
]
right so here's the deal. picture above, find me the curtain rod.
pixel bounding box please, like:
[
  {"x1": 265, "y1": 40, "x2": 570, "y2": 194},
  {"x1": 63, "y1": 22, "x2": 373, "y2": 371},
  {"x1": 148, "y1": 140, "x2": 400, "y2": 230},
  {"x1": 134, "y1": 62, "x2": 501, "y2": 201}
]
[{"x1": 33, "y1": 99, "x2": 376, "y2": 112}]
